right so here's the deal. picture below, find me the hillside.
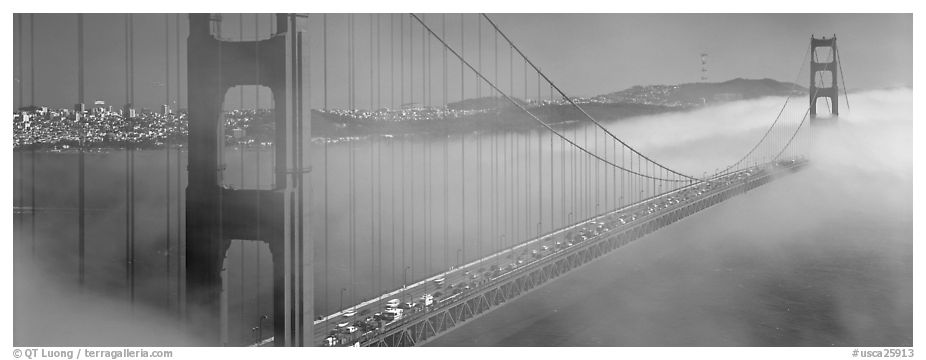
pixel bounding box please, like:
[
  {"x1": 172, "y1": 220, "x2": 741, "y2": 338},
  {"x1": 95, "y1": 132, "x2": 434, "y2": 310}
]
[{"x1": 601, "y1": 78, "x2": 807, "y2": 108}]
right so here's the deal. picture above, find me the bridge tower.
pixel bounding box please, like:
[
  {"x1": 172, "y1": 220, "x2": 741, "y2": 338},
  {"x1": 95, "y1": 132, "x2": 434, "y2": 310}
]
[
  {"x1": 809, "y1": 35, "x2": 839, "y2": 121},
  {"x1": 185, "y1": 14, "x2": 312, "y2": 346}
]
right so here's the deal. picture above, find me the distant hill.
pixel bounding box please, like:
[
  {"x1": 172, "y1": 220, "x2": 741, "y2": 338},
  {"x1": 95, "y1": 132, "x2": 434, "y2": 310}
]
[
  {"x1": 601, "y1": 78, "x2": 807, "y2": 108},
  {"x1": 310, "y1": 77, "x2": 809, "y2": 139}
]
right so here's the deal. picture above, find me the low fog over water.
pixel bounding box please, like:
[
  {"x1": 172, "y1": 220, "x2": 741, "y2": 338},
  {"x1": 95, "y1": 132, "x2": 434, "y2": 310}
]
[
  {"x1": 429, "y1": 88, "x2": 913, "y2": 346},
  {"x1": 13, "y1": 88, "x2": 911, "y2": 346}
]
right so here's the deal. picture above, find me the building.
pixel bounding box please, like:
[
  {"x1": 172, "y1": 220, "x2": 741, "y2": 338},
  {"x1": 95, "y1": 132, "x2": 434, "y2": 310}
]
[
  {"x1": 123, "y1": 103, "x2": 136, "y2": 118},
  {"x1": 93, "y1": 100, "x2": 106, "y2": 115}
]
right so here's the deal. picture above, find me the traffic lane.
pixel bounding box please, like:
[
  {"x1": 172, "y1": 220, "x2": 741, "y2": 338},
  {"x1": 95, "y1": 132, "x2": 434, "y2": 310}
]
[
  {"x1": 315, "y1": 166, "x2": 775, "y2": 343},
  {"x1": 317, "y1": 202, "x2": 661, "y2": 341},
  {"x1": 316, "y1": 246, "x2": 549, "y2": 343}
]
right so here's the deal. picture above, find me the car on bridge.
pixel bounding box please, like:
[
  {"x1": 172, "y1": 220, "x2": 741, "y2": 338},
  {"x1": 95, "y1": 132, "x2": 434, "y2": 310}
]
[
  {"x1": 342, "y1": 309, "x2": 357, "y2": 318},
  {"x1": 324, "y1": 336, "x2": 339, "y2": 346},
  {"x1": 419, "y1": 294, "x2": 434, "y2": 307},
  {"x1": 386, "y1": 299, "x2": 400, "y2": 308},
  {"x1": 383, "y1": 308, "x2": 403, "y2": 321},
  {"x1": 356, "y1": 319, "x2": 378, "y2": 332}
]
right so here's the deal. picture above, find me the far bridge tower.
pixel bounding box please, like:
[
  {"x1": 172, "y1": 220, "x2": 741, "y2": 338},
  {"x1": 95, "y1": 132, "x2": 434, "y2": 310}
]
[{"x1": 809, "y1": 35, "x2": 840, "y2": 122}]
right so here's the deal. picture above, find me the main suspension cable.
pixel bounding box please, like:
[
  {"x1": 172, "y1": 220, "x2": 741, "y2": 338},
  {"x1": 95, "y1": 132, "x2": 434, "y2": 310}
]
[{"x1": 410, "y1": 13, "x2": 688, "y2": 183}]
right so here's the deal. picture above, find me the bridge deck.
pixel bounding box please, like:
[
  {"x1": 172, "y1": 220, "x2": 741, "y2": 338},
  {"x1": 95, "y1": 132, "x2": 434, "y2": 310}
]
[{"x1": 313, "y1": 159, "x2": 806, "y2": 347}]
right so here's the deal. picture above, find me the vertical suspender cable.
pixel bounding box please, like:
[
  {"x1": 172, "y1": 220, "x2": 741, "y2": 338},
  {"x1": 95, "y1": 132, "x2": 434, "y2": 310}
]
[
  {"x1": 164, "y1": 13, "x2": 172, "y2": 312},
  {"x1": 391, "y1": 137, "x2": 396, "y2": 289},
  {"x1": 322, "y1": 13, "x2": 330, "y2": 325},
  {"x1": 409, "y1": 16, "x2": 416, "y2": 282},
  {"x1": 216, "y1": 14, "x2": 225, "y2": 341},
  {"x1": 584, "y1": 99, "x2": 589, "y2": 218},
  {"x1": 377, "y1": 82, "x2": 384, "y2": 307},
  {"x1": 131, "y1": 13, "x2": 137, "y2": 306},
  {"x1": 628, "y1": 147, "x2": 633, "y2": 206},
  {"x1": 494, "y1": 31, "x2": 499, "y2": 265},
  {"x1": 398, "y1": 15, "x2": 407, "y2": 294},
  {"x1": 547, "y1": 83, "x2": 553, "y2": 233},
  {"x1": 123, "y1": 14, "x2": 133, "y2": 304},
  {"x1": 348, "y1": 13, "x2": 356, "y2": 307},
  {"x1": 237, "y1": 13, "x2": 245, "y2": 343},
  {"x1": 600, "y1": 119, "x2": 605, "y2": 213},
  {"x1": 77, "y1": 14, "x2": 86, "y2": 288},
  {"x1": 508, "y1": 46, "x2": 520, "y2": 243},
  {"x1": 17, "y1": 14, "x2": 23, "y2": 110},
  {"x1": 442, "y1": 14, "x2": 448, "y2": 271},
  {"x1": 423, "y1": 15, "x2": 431, "y2": 276},
  {"x1": 460, "y1": 14, "x2": 466, "y2": 265},
  {"x1": 401, "y1": 15, "x2": 404, "y2": 107},
  {"x1": 176, "y1": 15, "x2": 184, "y2": 317},
  {"x1": 376, "y1": 14, "x2": 383, "y2": 301},
  {"x1": 475, "y1": 17, "x2": 483, "y2": 260},
  {"x1": 391, "y1": 15, "x2": 395, "y2": 109},
  {"x1": 571, "y1": 113, "x2": 576, "y2": 226},
  {"x1": 30, "y1": 14, "x2": 36, "y2": 257},
  {"x1": 835, "y1": 41, "x2": 850, "y2": 111},
  {"x1": 17, "y1": 14, "x2": 23, "y2": 233},
  {"x1": 560, "y1": 99, "x2": 565, "y2": 227},
  {"x1": 30, "y1": 14, "x2": 35, "y2": 107},
  {"x1": 389, "y1": 15, "x2": 396, "y2": 291},
  {"x1": 524, "y1": 57, "x2": 530, "y2": 240},
  {"x1": 253, "y1": 13, "x2": 263, "y2": 328},
  {"x1": 543, "y1": 73, "x2": 549, "y2": 235},
  {"x1": 370, "y1": 14, "x2": 376, "y2": 299}
]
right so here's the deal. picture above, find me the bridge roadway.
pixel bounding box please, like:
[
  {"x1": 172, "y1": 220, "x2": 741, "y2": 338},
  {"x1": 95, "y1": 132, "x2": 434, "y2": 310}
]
[{"x1": 307, "y1": 158, "x2": 806, "y2": 347}]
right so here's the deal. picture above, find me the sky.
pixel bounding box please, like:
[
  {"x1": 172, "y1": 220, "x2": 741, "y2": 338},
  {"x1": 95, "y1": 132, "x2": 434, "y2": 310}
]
[{"x1": 10, "y1": 13, "x2": 912, "y2": 110}]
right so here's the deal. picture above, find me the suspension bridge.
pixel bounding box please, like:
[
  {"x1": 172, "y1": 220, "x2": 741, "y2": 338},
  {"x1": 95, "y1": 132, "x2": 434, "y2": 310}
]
[{"x1": 11, "y1": 13, "x2": 847, "y2": 347}]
